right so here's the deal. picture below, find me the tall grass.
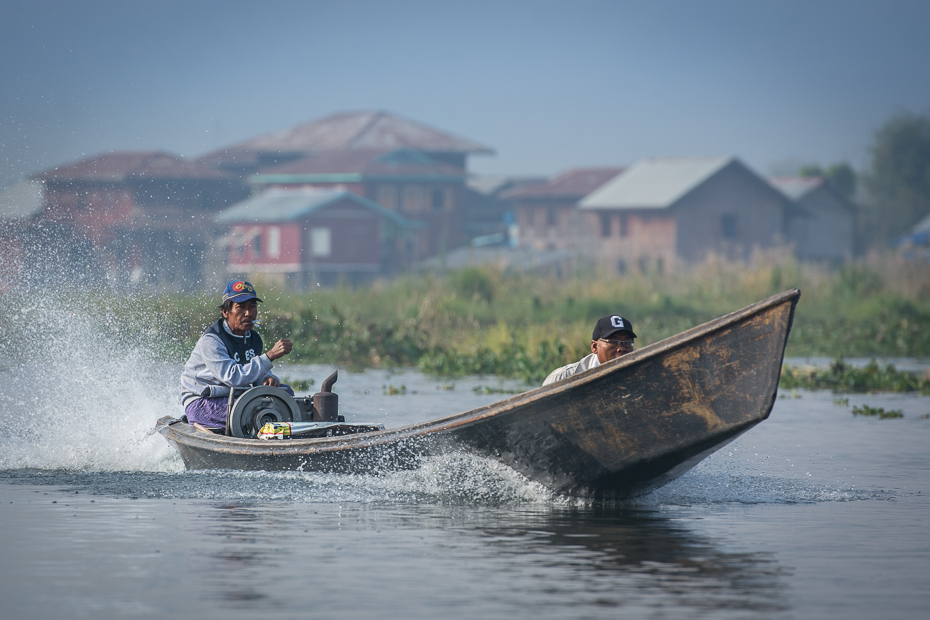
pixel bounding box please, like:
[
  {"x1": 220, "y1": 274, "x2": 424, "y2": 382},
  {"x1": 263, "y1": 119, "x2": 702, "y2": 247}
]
[{"x1": 4, "y1": 249, "x2": 930, "y2": 383}]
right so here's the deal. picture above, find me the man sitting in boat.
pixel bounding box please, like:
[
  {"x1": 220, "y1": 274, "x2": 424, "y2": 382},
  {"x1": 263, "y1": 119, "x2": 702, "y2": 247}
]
[
  {"x1": 542, "y1": 315, "x2": 636, "y2": 385},
  {"x1": 180, "y1": 280, "x2": 293, "y2": 428}
]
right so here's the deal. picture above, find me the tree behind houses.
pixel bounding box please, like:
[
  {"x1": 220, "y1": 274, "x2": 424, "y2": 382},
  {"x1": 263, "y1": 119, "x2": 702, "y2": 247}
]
[
  {"x1": 863, "y1": 111, "x2": 930, "y2": 246},
  {"x1": 798, "y1": 162, "x2": 858, "y2": 202}
]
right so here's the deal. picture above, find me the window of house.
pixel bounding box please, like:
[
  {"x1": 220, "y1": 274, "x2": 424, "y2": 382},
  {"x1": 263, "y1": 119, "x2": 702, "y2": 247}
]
[
  {"x1": 619, "y1": 214, "x2": 628, "y2": 237},
  {"x1": 252, "y1": 233, "x2": 262, "y2": 256},
  {"x1": 547, "y1": 207, "x2": 557, "y2": 227},
  {"x1": 431, "y1": 188, "x2": 445, "y2": 210},
  {"x1": 403, "y1": 186, "x2": 426, "y2": 212},
  {"x1": 310, "y1": 228, "x2": 331, "y2": 257},
  {"x1": 378, "y1": 185, "x2": 398, "y2": 209},
  {"x1": 600, "y1": 213, "x2": 612, "y2": 237},
  {"x1": 721, "y1": 214, "x2": 738, "y2": 239},
  {"x1": 267, "y1": 226, "x2": 280, "y2": 258}
]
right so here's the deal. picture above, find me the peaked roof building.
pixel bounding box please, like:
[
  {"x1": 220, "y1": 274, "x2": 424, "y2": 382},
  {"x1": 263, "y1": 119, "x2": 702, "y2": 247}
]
[
  {"x1": 769, "y1": 175, "x2": 856, "y2": 263},
  {"x1": 580, "y1": 157, "x2": 733, "y2": 210},
  {"x1": 214, "y1": 187, "x2": 425, "y2": 286},
  {"x1": 32, "y1": 151, "x2": 235, "y2": 183},
  {"x1": 200, "y1": 110, "x2": 494, "y2": 173},
  {"x1": 504, "y1": 167, "x2": 627, "y2": 253},
  {"x1": 767, "y1": 175, "x2": 827, "y2": 202},
  {"x1": 575, "y1": 156, "x2": 790, "y2": 266},
  {"x1": 501, "y1": 167, "x2": 626, "y2": 201},
  {"x1": 23, "y1": 150, "x2": 248, "y2": 290},
  {"x1": 251, "y1": 148, "x2": 466, "y2": 184}
]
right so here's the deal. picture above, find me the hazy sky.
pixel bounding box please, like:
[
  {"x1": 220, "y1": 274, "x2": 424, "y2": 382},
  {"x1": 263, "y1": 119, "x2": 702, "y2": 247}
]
[{"x1": 2, "y1": 0, "x2": 928, "y2": 188}]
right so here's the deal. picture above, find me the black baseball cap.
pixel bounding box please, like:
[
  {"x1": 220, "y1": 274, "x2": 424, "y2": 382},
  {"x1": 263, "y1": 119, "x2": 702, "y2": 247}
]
[{"x1": 592, "y1": 315, "x2": 636, "y2": 340}]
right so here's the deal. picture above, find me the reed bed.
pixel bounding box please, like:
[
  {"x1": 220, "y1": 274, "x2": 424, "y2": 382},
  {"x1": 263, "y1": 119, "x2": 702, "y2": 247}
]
[{"x1": 4, "y1": 249, "x2": 930, "y2": 385}]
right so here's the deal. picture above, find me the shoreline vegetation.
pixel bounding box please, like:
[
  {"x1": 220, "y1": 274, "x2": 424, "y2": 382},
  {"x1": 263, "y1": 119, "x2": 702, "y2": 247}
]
[
  {"x1": 5, "y1": 250, "x2": 930, "y2": 393},
  {"x1": 780, "y1": 359, "x2": 930, "y2": 395}
]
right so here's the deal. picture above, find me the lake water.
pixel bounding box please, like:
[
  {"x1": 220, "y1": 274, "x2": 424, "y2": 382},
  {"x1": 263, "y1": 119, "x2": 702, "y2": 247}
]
[{"x1": 1, "y1": 329, "x2": 929, "y2": 618}]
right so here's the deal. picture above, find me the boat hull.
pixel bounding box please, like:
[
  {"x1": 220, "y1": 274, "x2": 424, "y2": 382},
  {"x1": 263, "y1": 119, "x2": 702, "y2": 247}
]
[{"x1": 157, "y1": 289, "x2": 799, "y2": 498}]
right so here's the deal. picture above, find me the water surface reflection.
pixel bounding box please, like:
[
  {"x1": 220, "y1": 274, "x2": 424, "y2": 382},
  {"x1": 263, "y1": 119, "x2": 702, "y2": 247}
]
[{"x1": 185, "y1": 500, "x2": 790, "y2": 616}]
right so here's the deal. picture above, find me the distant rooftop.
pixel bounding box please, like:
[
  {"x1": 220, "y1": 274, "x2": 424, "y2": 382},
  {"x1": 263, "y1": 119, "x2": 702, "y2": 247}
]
[
  {"x1": 501, "y1": 167, "x2": 626, "y2": 200},
  {"x1": 466, "y1": 175, "x2": 546, "y2": 197},
  {"x1": 252, "y1": 148, "x2": 465, "y2": 182},
  {"x1": 31, "y1": 151, "x2": 235, "y2": 182},
  {"x1": 200, "y1": 111, "x2": 494, "y2": 167},
  {"x1": 768, "y1": 176, "x2": 824, "y2": 201},
  {"x1": 580, "y1": 157, "x2": 734, "y2": 210},
  {"x1": 214, "y1": 187, "x2": 417, "y2": 228}
]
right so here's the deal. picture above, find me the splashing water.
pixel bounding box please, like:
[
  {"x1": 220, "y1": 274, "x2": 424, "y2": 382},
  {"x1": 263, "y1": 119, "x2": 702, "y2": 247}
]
[{"x1": 0, "y1": 293, "x2": 184, "y2": 471}]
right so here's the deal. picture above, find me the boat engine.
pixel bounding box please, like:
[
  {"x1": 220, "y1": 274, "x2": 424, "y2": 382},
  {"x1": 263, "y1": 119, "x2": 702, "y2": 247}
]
[{"x1": 226, "y1": 370, "x2": 342, "y2": 438}]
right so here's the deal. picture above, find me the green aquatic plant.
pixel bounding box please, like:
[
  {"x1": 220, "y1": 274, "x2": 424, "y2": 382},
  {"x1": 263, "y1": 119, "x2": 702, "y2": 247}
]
[
  {"x1": 282, "y1": 377, "x2": 315, "y2": 393},
  {"x1": 780, "y1": 359, "x2": 930, "y2": 394},
  {"x1": 472, "y1": 385, "x2": 523, "y2": 395},
  {"x1": 417, "y1": 339, "x2": 568, "y2": 383},
  {"x1": 851, "y1": 404, "x2": 904, "y2": 419}
]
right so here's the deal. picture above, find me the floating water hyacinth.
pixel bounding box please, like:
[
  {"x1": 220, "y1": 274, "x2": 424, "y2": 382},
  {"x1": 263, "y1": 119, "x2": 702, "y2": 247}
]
[
  {"x1": 851, "y1": 404, "x2": 904, "y2": 419},
  {"x1": 780, "y1": 359, "x2": 930, "y2": 394}
]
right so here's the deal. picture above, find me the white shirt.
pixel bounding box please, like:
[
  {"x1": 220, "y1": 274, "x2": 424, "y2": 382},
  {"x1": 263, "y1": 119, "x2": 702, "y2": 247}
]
[{"x1": 542, "y1": 353, "x2": 600, "y2": 386}]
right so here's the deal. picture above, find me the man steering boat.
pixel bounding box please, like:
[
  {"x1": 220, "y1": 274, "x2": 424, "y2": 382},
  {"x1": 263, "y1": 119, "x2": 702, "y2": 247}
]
[{"x1": 180, "y1": 280, "x2": 293, "y2": 429}]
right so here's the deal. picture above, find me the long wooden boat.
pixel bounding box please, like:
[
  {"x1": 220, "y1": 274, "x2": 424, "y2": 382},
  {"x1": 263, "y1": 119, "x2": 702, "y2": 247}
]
[{"x1": 157, "y1": 289, "x2": 800, "y2": 498}]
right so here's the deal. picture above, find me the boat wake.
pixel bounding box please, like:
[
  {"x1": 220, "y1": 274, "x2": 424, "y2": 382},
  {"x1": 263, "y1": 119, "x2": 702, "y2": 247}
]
[
  {"x1": 641, "y1": 449, "x2": 882, "y2": 505},
  {"x1": 644, "y1": 468, "x2": 879, "y2": 505},
  {"x1": 0, "y1": 453, "x2": 559, "y2": 506}
]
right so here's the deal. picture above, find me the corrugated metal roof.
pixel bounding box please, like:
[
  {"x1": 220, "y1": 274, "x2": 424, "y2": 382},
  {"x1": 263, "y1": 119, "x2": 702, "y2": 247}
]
[
  {"x1": 202, "y1": 111, "x2": 494, "y2": 164},
  {"x1": 768, "y1": 176, "x2": 823, "y2": 200},
  {"x1": 466, "y1": 175, "x2": 546, "y2": 197},
  {"x1": 255, "y1": 148, "x2": 464, "y2": 177},
  {"x1": 31, "y1": 151, "x2": 236, "y2": 182},
  {"x1": 500, "y1": 167, "x2": 626, "y2": 200},
  {"x1": 214, "y1": 187, "x2": 419, "y2": 228},
  {"x1": 579, "y1": 157, "x2": 734, "y2": 210},
  {"x1": 0, "y1": 180, "x2": 45, "y2": 220}
]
